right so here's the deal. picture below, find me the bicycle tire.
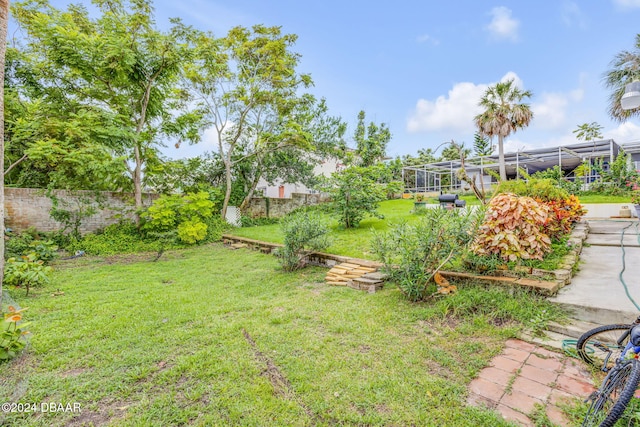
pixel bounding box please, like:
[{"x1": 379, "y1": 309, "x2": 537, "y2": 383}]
[
  {"x1": 582, "y1": 358, "x2": 640, "y2": 427},
  {"x1": 577, "y1": 324, "x2": 632, "y2": 371}
]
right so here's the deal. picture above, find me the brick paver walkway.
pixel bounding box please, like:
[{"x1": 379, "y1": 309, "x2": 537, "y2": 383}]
[{"x1": 467, "y1": 338, "x2": 596, "y2": 426}]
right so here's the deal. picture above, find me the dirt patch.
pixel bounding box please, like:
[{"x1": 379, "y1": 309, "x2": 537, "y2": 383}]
[
  {"x1": 242, "y1": 329, "x2": 317, "y2": 423},
  {"x1": 60, "y1": 368, "x2": 88, "y2": 378},
  {"x1": 64, "y1": 399, "x2": 133, "y2": 427}
]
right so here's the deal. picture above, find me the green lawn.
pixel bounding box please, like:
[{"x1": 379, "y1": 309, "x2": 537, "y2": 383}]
[
  {"x1": 0, "y1": 244, "x2": 568, "y2": 426},
  {"x1": 233, "y1": 199, "x2": 421, "y2": 259}
]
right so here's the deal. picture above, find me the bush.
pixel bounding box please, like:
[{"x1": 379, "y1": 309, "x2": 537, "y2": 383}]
[
  {"x1": 4, "y1": 253, "x2": 52, "y2": 296},
  {"x1": 372, "y1": 208, "x2": 482, "y2": 301},
  {"x1": 472, "y1": 193, "x2": 551, "y2": 261},
  {"x1": 496, "y1": 178, "x2": 568, "y2": 201},
  {"x1": 142, "y1": 192, "x2": 214, "y2": 245},
  {"x1": 320, "y1": 166, "x2": 386, "y2": 228},
  {"x1": 274, "y1": 212, "x2": 331, "y2": 271},
  {"x1": 66, "y1": 222, "x2": 160, "y2": 255}
]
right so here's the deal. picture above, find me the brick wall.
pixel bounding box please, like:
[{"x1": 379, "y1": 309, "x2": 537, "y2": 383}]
[
  {"x1": 5, "y1": 188, "x2": 157, "y2": 233},
  {"x1": 244, "y1": 193, "x2": 329, "y2": 218}
]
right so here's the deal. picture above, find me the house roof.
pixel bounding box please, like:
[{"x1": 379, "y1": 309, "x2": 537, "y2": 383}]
[{"x1": 403, "y1": 139, "x2": 619, "y2": 176}]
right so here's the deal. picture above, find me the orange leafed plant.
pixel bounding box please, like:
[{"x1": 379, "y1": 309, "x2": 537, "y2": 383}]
[{"x1": 472, "y1": 193, "x2": 552, "y2": 261}]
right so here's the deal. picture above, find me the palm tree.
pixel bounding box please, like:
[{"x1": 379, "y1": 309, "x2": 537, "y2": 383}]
[
  {"x1": 604, "y1": 34, "x2": 640, "y2": 122},
  {"x1": 474, "y1": 79, "x2": 533, "y2": 181},
  {"x1": 0, "y1": 0, "x2": 8, "y2": 308}
]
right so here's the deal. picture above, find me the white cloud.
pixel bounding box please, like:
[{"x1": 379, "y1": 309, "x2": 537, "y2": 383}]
[
  {"x1": 561, "y1": 1, "x2": 588, "y2": 29},
  {"x1": 416, "y1": 34, "x2": 440, "y2": 45},
  {"x1": 604, "y1": 121, "x2": 640, "y2": 142},
  {"x1": 406, "y1": 72, "x2": 523, "y2": 134},
  {"x1": 406, "y1": 81, "x2": 488, "y2": 133},
  {"x1": 532, "y1": 93, "x2": 570, "y2": 130},
  {"x1": 613, "y1": 0, "x2": 640, "y2": 9},
  {"x1": 486, "y1": 7, "x2": 520, "y2": 42}
]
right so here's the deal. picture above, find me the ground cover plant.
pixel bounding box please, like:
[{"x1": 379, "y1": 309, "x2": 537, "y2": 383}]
[{"x1": 0, "y1": 244, "x2": 566, "y2": 426}]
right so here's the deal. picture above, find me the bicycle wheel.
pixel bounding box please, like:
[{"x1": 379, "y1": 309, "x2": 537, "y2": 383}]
[
  {"x1": 582, "y1": 358, "x2": 640, "y2": 427},
  {"x1": 577, "y1": 324, "x2": 632, "y2": 371}
]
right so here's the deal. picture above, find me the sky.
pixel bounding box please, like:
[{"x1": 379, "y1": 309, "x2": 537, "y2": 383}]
[{"x1": 43, "y1": 0, "x2": 640, "y2": 160}]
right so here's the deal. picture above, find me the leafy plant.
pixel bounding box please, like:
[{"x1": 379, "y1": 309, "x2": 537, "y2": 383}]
[
  {"x1": 66, "y1": 221, "x2": 160, "y2": 255},
  {"x1": 48, "y1": 191, "x2": 101, "y2": 240},
  {"x1": 538, "y1": 195, "x2": 586, "y2": 240},
  {"x1": 472, "y1": 193, "x2": 551, "y2": 261},
  {"x1": 1, "y1": 306, "x2": 31, "y2": 362},
  {"x1": 372, "y1": 208, "x2": 482, "y2": 301},
  {"x1": 274, "y1": 212, "x2": 331, "y2": 271},
  {"x1": 142, "y1": 192, "x2": 214, "y2": 245},
  {"x1": 320, "y1": 166, "x2": 387, "y2": 228},
  {"x1": 4, "y1": 253, "x2": 53, "y2": 296},
  {"x1": 632, "y1": 191, "x2": 640, "y2": 205},
  {"x1": 496, "y1": 178, "x2": 569, "y2": 201},
  {"x1": 28, "y1": 240, "x2": 58, "y2": 264}
]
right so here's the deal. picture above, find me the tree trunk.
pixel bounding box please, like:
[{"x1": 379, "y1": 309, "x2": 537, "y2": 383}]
[
  {"x1": 0, "y1": 0, "x2": 8, "y2": 309},
  {"x1": 221, "y1": 158, "x2": 232, "y2": 221},
  {"x1": 133, "y1": 143, "x2": 143, "y2": 221},
  {"x1": 498, "y1": 135, "x2": 506, "y2": 181}
]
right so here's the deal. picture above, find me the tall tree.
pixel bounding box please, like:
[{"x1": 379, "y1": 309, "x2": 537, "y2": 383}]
[
  {"x1": 473, "y1": 132, "x2": 494, "y2": 156},
  {"x1": 605, "y1": 34, "x2": 640, "y2": 122},
  {"x1": 573, "y1": 122, "x2": 603, "y2": 142},
  {"x1": 0, "y1": 0, "x2": 8, "y2": 309},
  {"x1": 12, "y1": 0, "x2": 201, "y2": 214},
  {"x1": 353, "y1": 110, "x2": 390, "y2": 167},
  {"x1": 186, "y1": 25, "x2": 343, "y2": 219},
  {"x1": 475, "y1": 79, "x2": 533, "y2": 181}
]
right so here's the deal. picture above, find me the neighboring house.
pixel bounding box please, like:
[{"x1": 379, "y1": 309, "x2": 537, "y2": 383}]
[
  {"x1": 256, "y1": 155, "x2": 346, "y2": 199},
  {"x1": 622, "y1": 141, "x2": 640, "y2": 170},
  {"x1": 403, "y1": 139, "x2": 623, "y2": 193}
]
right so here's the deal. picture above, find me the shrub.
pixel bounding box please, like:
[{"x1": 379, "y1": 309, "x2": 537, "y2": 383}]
[
  {"x1": 28, "y1": 240, "x2": 58, "y2": 264},
  {"x1": 274, "y1": 212, "x2": 331, "y2": 271},
  {"x1": 5, "y1": 233, "x2": 35, "y2": 260},
  {"x1": 372, "y1": 208, "x2": 482, "y2": 301},
  {"x1": 4, "y1": 253, "x2": 53, "y2": 296},
  {"x1": 1, "y1": 306, "x2": 31, "y2": 362},
  {"x1": 66, "y1": 221, "x2": 160, "y2": 255},
  {"x1": 320, "y1": 166, "x2": 386, "y2": 228},
  {"x1": 532, "y1": 166, "x2": 582, "y2": 194},
  {"x1": 142, "y1": 192, "x2": 214, "y2": 245},
  {"x1": 496, "y1": 178, "x2": 569, "y2": 201},
  {"x1": 472, "y1": 193, "x2": 551, "y2": 261},
  {"x1": 538, "y1": 194, "x2": 586, "y2": 240}
]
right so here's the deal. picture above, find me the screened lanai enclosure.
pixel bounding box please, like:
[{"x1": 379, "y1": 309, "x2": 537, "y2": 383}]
[{"x1": 402, "y1": 139, "x2": 621, "y2": 194}]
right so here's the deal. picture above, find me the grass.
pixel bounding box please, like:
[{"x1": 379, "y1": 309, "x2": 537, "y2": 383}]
[{"x1": 0, "y1": 243, "x2": 567, "y2": 426}]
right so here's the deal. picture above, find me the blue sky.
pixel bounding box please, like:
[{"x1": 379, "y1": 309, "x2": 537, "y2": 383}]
[{"x1": 45, "y1": 0, "x2": 640, "y2": 159}]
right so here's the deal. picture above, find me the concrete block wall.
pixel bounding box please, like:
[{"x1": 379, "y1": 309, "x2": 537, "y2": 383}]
[
  {"x1": 245, "y1": 193, "x2": 329, "y2": 218},
  {"x1": 5, "y1": 188, "x2": 157, "y2": 233}
]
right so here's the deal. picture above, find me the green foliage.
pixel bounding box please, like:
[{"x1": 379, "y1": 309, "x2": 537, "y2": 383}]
[
  {"x1": 274, "y1": 212, "x2": 330, "y2": 271},
  {"x1": 352, "y1": 110, "x2": 391, "y2": 167},
  {"x1": 472, "y1": 193, "x2": 551, "y2": 261},
  {"x1": 531, "y1": 166, "x2": 582, "y2": 194},
  {"x1": 473, "y1": 132, "x2": 493, "y2": 156},
  {"x1": 4, "y1": 253, "x2": 53, "y2": 296},
  {"x1": 592, "y1": 151, "x2": 639, "y2": 191},
  {"x1": 27, "y1": 240, "x2": 58, "y2": 264},
  {"x1": 321, "y1": 166, "x2": 387, "y2": 228},
  {"x1": 48, "y1": 192, "x2": 101, "y2": 240},
  {"x1": 372, "y1": 208, "x2": 482, "y2": 301},
  {"x1": 1, "y1": 307, "x2": 31, "y2": 362},
  {"x1": 142, "y1": 192, "x2": 214, "y2": 245},
  {"x1": 66, "y1": 222, "x2": 159, "y2": 256},
  {"x1": 496, "y1": 178, "x2": 569, "y2": 201},
  {"x1": 573, "y1": 122, "x2": 603, "y2": 141}
]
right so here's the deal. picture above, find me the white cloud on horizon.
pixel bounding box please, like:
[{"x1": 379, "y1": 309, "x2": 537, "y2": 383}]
[
  {"x1": 486, "y1": 6, "x2": 520, "y2": 42},
  {"x1": 604, "y1": 121, "x2": 640, "y2": 143}
]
